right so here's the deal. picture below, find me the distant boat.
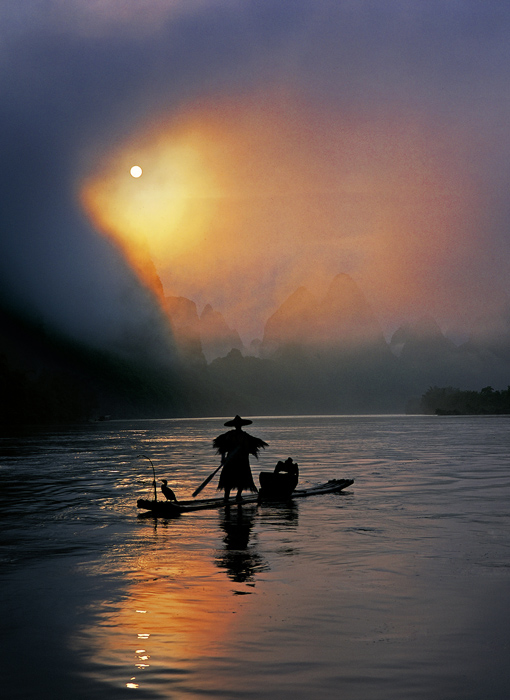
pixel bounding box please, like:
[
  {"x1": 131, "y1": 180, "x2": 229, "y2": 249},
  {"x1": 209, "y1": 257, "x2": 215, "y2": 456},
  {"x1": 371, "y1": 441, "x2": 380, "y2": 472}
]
[{"x1": 137, "y1": 478, "x2": 354, "y2": 518}]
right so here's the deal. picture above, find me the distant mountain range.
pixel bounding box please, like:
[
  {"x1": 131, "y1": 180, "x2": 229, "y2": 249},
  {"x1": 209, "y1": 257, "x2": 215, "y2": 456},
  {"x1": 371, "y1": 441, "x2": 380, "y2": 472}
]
[
  {"x1": 168, "y1": 273, "x2": 509, "y2": 374},
  {"x1": 163, "y1": 296, "x2": 243, "y2": 365},
  {"x1": 163, "y1": 272, "x2": 510, "y2": 416},
  {"x1": 261, "y1": 274, "x2": 387, "y2": 357},
  {"x1": 2, "y1": 273, "x2": 510, "y2": 423}
]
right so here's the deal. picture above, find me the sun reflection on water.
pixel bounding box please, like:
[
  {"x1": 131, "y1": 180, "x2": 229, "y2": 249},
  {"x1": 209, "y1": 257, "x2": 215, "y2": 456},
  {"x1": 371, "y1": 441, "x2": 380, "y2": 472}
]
[{"x1": 76, "y1": 504, "x2": 278, "y2": 695}]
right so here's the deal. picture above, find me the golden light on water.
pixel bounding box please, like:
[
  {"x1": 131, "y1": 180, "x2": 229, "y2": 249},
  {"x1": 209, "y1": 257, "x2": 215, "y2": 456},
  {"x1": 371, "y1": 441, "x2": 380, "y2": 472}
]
[{"x1": 79, "y1": 538, "x2": 245, "y2": 693}]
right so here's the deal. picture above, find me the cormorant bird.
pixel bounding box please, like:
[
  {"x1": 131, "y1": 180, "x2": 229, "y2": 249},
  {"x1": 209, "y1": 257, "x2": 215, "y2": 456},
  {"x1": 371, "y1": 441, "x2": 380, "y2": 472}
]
[{"x1": 160, "y1": 479, "x2": 177, "y2": 502}]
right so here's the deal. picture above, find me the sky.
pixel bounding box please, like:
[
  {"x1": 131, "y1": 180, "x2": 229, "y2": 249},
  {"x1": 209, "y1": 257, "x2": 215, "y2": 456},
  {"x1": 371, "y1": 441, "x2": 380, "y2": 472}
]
[{"x1": 2, "y1": 0, "x2": 510, "y2": 350}]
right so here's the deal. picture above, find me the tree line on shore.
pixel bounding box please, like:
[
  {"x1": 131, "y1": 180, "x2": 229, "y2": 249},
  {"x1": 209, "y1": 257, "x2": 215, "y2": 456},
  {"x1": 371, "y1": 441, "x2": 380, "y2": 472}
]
[{"x1": 419, "y1": 385, "x2": 510, "y2": 415}]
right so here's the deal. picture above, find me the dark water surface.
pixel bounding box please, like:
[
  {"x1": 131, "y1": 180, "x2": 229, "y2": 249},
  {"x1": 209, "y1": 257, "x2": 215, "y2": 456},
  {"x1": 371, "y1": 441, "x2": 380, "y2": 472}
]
[{"x1": 1, "y1": 415, "x2": 510, "y2": 699}]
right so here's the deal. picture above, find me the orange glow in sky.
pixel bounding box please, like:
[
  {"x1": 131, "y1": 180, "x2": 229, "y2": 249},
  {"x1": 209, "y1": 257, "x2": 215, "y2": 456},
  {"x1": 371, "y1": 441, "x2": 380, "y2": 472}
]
[{"x1": 80, "y1": 92, "x2": 481, "y2": 339}]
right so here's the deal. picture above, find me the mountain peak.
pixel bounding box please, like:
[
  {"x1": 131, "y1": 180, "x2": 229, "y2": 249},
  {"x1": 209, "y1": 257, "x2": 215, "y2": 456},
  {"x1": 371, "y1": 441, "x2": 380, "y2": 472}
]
[
  {"x1": 320, "y1": 274, "x2": 384, "y2": 346},
  {"x1": 323, "y1": 274, "x2": 378, "y2": 321},
  {"x1": 261, "y1": 286, "x2": 318, "y2": 352},
  {"x1": 199, "y1": 304, "x2": 243, "y2": 363},
  {"x1": 261, "y1": 274, "x2": 386, "y2": 355}
]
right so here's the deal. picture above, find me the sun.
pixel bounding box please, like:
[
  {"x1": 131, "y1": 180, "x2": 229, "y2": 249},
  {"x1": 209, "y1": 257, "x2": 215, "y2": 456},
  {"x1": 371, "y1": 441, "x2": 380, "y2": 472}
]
[{"x1": 130, "y1": 165, "x2": 143, "y2": 178}]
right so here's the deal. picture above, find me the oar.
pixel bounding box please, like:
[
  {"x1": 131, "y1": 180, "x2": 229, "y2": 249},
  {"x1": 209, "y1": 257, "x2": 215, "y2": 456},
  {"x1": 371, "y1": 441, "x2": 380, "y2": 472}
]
[
  {"x1": 138, "y1": 454, "x2": 157, "y2": 502},
  {"x1": 192, "y1": 463, "x2": 223, "y2": 498},
  {"x1": 192, "y1": 446, "x2": 241, "y2": 498}
]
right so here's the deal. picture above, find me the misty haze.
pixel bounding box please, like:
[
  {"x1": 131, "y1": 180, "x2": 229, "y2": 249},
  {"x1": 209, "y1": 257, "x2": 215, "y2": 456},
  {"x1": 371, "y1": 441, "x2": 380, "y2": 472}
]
[
  {"x1": 2, "y1": 4, "x2": 510, "y2": 700},
  {"x1": 3, "y1": 267, "x2": 510, "y2": 423}
]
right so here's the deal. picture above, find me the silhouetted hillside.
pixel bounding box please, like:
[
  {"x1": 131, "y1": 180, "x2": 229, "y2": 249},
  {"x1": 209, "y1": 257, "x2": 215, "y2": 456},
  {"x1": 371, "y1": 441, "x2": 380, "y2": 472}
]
[
  {"x1": 261, "y1": 286, "x2": 319, "y2": 357},
  {"x1": 164, "y1": 295, "x2": 206, "y2": 366},
  {"x1": 4, "y1": 272, "x2": 510, "y2": 424},
  {"x1": 207, "y1": 276, "x2": 510, "y2": 415},
  {"x1": 0, "y1": 303, "x2": 214, "y2": 425},
  {"x1": 261, "y1": 273, "x2": 387, "y2": 357},
  {"x1": 419, "y1": 385, "x2": 510, "y2": 415},
  {"x1": 200, "y1": 304, "x2": 244, "y2": 363}
]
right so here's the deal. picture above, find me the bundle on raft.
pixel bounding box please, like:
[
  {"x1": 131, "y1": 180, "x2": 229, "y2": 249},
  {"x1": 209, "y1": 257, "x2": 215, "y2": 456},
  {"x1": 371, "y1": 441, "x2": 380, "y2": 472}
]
[{"x1": 258, "y1": 457, "x2": 300, "y2": 500}]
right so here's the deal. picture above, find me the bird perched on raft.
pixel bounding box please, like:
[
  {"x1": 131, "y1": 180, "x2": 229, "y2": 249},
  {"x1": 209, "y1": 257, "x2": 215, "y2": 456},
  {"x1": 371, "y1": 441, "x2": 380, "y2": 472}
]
[{"x1": 160, "y1": 479, "x2": 178, "y2": 502}]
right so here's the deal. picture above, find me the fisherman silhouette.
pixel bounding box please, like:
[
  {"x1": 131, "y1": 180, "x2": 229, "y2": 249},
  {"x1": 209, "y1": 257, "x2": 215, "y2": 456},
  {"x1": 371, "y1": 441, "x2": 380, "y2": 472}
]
[
  {"x1": 160, "y1": 479, "x2": 177, "y2": 502},
  {"x1": 213, "y1": 415, "x2": 268, "y2": 502}
]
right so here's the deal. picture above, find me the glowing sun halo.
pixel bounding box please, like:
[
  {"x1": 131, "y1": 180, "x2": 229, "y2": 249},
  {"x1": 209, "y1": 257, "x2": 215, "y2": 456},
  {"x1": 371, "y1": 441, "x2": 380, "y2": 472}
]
[{"x1": 130, "y1": 165, "x2": 143, "y2": 178}]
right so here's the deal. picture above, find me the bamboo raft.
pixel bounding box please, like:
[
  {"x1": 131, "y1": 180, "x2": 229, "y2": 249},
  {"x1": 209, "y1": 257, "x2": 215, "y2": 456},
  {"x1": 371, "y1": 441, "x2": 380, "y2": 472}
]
[{"x1": 137, "y1": 478, "x2": 354, "y2": 518}]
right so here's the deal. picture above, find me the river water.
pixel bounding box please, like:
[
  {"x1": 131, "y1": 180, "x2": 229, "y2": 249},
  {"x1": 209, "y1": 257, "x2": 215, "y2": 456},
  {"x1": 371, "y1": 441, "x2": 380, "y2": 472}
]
[{"x1": 1, "y1": 415, "x2": 509, "y2": 699}]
